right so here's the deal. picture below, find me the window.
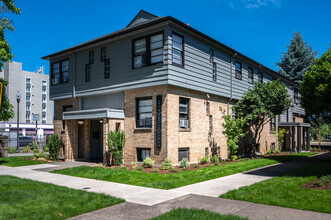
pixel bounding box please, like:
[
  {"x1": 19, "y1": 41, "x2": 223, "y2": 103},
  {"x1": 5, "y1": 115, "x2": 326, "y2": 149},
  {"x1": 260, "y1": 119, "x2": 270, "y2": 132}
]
[
  {"x1": 270, "y1": 117, "x2": 276, "y2": 131},
  {"x1": 133, "y1": 38, "x2": 146, "y2": 68},
  {"x1": 294, "y1": 88, "x2": 298, "y2": 104},
  {"x1": 51, "y1": 60, "x2": 69, "y2": 85},
  {"x1": 137, "y1": 98, "x2": 152, "y2": 128},
  {"x1": 85, "y1": 64, "x2": 90, "y2": 82},
  {"x1": 89, "y1": 51, "x2": 94, "y2": 64},
  {"x1": 104, "y1": 59, "x2": 110, "y2": 79},
  {"x1": 26, "y1": 96, "x2": 30, "y2": 101},
  {"x1": 248, "y1": 67, "x2": 254, "y2": 84},
  {"x1": 286, "y1": 109, "x2": 289, "y2": 122},
  {"x1": 179, "y1": 97, "x2": 189, "y2": 128},
  {"x1": 42, "y1": 80, "x2": 46, "y2": 85},
  {"x1": 178, "y1": 148, "x2": 189, "y2": 162},
  {"x1": 26, "y1": 87, "x2": 31, "y2": 92},
  {"x1": 212, "y1": 62, "x2": 217, "y2": 82},
  {"x1": 172, "y1": 33, "x2": 183, "y2": 66},
  {"x1": 26, "y1": 78, "x2": 31, "y2": 83},
  {"x1": 26, "y1": 114, "x2": 30, "y2": 120},
  {"x1": 209, "y1": 115, "x2": 213, "y2": 133},
  {"x1": 101, "y1": 47, "x2": 106, "y2": 61},
  {"x1": 217, "y1": 147, "x2": 220, "y2": 158},
  {"x1": 133, "y1": 33, "x2": 164, "y2": 69},
  {"x1": 61, "y1": 60, "x2": 69, "y2": 83},
  {"x1": 42, "y1": 88, "x2": 46, "y2": 94},
  {"x1": 42, "y1": 105, "x2": 46, "y2": 111},
  {"x1": 115, "y1": 123, "x2": 121, "y2": 132},
  {"x1": 137, "y1": 148, "x2": 151, "y2": 162},
  {"x1": 235, "y1": 61, "x2": 242, "y2": 79},
  {"x1": 209, "y1": 49, "x2": 214, "y2": 62},
  {"x1": 258, "y1": 71, "x2": 263, "y2": 83},
  {"x1": 206, "y1": 102, "x2": 210, "y2": 115},
  {"x1": 42, "y1": 97, "x2": 46, "y2": 103},
  {"x1": 26, "y1": 105, "x2": 30, "y2": 111},
  {"x1": 42, "y1": 120, "x2": 46, "y2": 124},
  {"x1": 150, "y1": 34, "x2": 163, "y2": 64}
]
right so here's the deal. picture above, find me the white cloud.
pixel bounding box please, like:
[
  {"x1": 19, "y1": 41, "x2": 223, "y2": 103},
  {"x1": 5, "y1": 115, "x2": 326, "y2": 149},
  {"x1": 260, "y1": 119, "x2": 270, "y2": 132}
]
[{"x1": 224, "y1": 0, "x2": 282, "y2": 10}]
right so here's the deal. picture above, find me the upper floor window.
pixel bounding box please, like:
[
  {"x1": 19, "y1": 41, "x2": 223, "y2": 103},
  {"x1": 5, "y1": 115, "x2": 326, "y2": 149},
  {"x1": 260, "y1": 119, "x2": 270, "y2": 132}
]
[
  {"x1": 133, "y1": 33, "x2": 163, "y2": 69},
  {"x1": 209, "y1": 49, "x2": 214, "y2": 62},
  {"x1": 270, "y1": 117, "x2": 276, "y2": 131},
  {"x1": 258, "y1": 71, "x2": 263, "y2": 83},
  {"x1": 26, "y1": 78, "x2": 31, "y2": 83},
  {"x1": 42, "y1": 88, "x2": 46, "y2": 94},
  {"x1": 51, "y1": 59, "x2": 69, "y2": 85},
  {"x1": 104, "y1": 59, "x2": 110, "y2": 79},
  {"x1": 42, "y1": 80, "x2": 46, "y2": 85},
  {"x1": 179, "y1": 97, "x2": 189, "y2": 128},
  {"x1": 89, "y1": 51, "x2": 94, "y2": 64},
  {"x1": 42, "y1": 97, "x2": 46, "y2": 102},
  {"x1": 212, "y1": 62, "x2": 217, "y2": 82},
  {"x1": 137, "y1": 98, "x2": 152, "y2": 128},
  {"x1": 235, "y1": 61, "x2": 242, "y2": 80},
  {"x1": 172, "y1": 33, "x2": 184, "y2": 66},
  {"x1": 101, "y1": 47, "x2": 106, "y2": 61},
  {"x1": 85, "y1": 64, "x2": 90, "y2": 82},
  {"x1": 248, "y1": 67, "x2": 254, "y2": 84},
  {"x1": 26, "y1": 96, "x2": 30, "y2": 101},
  {"x1": 294, "y1": 88, "x2": 299, "y2": 104}
]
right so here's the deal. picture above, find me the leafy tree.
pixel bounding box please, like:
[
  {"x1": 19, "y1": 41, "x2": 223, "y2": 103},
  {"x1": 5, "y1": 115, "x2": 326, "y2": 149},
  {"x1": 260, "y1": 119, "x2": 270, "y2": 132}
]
[
  {"x1": 300, "y1": 48, "x2": 331, "y2": 148},
  {"x1": 46, "y1": 134, "x2": 63, "y2": 160},
  {"x1": 107, "y1": 130, "x2": 126, "y2": 165},
  {"x1": 233, "y1": 80, "x2": 292, "y2": 155},
  {"x1": 221, "y1": 108, "x2": 247, "y2": 159},
  {"x1": 276, "y1": 32, "x2": 317, "y2": 84},
  {"x1": 0, "y1": 78, "x2": 13, "y2": 120}
]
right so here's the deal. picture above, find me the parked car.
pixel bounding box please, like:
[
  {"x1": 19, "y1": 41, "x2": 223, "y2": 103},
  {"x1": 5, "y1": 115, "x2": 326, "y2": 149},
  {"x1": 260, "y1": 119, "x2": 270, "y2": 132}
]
[{"x1": 19, "y1": 136, "x2": 34, "y2": 146}]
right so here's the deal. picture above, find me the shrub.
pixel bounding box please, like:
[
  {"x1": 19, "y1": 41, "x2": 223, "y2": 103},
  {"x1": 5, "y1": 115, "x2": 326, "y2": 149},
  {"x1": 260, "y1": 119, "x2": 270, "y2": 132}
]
[
  {"x1": 8, "y1": 146, "x2": 17, "y2": 154},
  {"x1": 107, "y1": 131, "x2": 126, "y2": 165},
  {"x1": 179, "y1": 158, "x2": 189, "y2": 170},
  {"x1": 34, "y1": 151, "x2": 47, "y2": 159},
  {"x1": 120, "y1": 165, "x2": 127, "y2": 170},
  {"x1": 95, "y1": 163, "x2": 105, "y2": 168},
  {"x1": 231, "y1": 155, "x2": 238, "y2": 161},
  {"x1": 136, "y1": 166, "x2": 143, "y2": 171},
  {"x1": 22, "y1": 146, "x2": 29, "y2": 153},
  {"x1": 313, "y1": 180, "x2": 324, "y2": 187},
  {"x1": 151, "y1": 169, "x2": 159, "y2": 173},
  {"x1": 131, "y1": 161, "x2": 136, "y2": 168},
  {"x1": 160, "y1": 158, "x2": 173, "y2": 170},
  {"x1": 43, "y1": 145, "x2": 49, "y2": 153},
  {"x1": 193, "y1": 164, "x2": 200, "y2": 169},
  {"x1": 46, "y1": 134, "x2": 63, "y2": 160},
  {"x1": 211, "y1": 155, "x2": 219, "y2": 164},
  {"x1": 170, "y1": 168, "x2": 178, "y2": 173},
  {"x1": 320, "y1": 174, "x2": 331, "y2": 183},
  {"x1": 142, "y1": 157, "x2": 154, "y2": 168},
  {"x1": 199, "y1": 156, "x2": 208, "y2": 164}
]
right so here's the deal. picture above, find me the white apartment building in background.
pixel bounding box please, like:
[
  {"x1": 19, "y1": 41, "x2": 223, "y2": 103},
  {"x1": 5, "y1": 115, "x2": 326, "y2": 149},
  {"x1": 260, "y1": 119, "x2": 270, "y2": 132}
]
[{"x1": 0, "y1": 61, "x2": 54, "y2": 147}]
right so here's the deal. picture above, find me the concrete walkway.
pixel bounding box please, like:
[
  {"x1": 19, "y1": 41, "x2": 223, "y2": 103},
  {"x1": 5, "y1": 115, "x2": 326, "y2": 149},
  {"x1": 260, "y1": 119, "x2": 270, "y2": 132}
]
[{"x1": 69, "y1": 194, "x2": 331, "y2": 220}]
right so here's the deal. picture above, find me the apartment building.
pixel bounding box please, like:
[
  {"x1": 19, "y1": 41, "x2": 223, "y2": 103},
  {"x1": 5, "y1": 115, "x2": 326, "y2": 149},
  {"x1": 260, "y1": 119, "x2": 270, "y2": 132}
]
[
  {"x1": 0, "y1": 61, "x2": 54, "y2": 146},
  {"x1": 42, "y1": 10, "x2": 310, "y2": 163}
]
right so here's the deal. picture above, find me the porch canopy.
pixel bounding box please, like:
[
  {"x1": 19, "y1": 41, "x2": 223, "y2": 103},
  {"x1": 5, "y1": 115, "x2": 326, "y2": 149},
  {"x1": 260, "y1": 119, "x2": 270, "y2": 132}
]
[
  {"x1": 279, "y1": 122, "x2": 311, "y2": 152},
  {"x1": 63, "y1": 108, "x2": 124, "y2": 120}
]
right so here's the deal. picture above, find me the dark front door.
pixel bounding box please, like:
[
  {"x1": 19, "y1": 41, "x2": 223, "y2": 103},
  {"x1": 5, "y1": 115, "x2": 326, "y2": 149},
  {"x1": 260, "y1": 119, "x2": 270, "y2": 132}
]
[{"x1": 90, "y1": 120, "x2": 103, "y2": 161}]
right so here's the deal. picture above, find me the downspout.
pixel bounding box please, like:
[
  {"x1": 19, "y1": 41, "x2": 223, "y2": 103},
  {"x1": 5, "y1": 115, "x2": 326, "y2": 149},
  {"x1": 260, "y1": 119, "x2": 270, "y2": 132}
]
[
  {"x1": 69, "y1": 50, "x2": 76, "y2": 99},
  {"x1": 227, "y1": 52, "x2": 237, "y2": 115}
]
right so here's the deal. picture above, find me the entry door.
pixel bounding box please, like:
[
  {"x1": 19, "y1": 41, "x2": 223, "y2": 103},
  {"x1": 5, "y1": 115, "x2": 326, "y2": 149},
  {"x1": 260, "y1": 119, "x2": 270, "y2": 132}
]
[{"x1": 90, "y1": 120, "x2": 103, "y2": 160}]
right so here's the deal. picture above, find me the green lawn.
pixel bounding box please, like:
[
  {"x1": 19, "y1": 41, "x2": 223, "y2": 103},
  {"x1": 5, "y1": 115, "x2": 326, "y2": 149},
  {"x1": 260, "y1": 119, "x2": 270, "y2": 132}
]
[
  {"x1": 220, "y1": 159, "x2": 331, "y2": 213},
  {"x1": 52, "y1": 152, "x2": 316, "y2": 189},
  {"x1": 0, "y1": 175, "x2": 124, "y2": 219},
  {"x1": 149, "y1": 208, "x2": 247, "y2": 220},
  {"x1": 0, "y1": 156, "x2": 47, "y2": 167}
]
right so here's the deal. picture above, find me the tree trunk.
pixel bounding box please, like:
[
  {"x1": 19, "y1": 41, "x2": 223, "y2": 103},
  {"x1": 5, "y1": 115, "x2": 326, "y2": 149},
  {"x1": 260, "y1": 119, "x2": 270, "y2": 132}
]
[{"x1": 318, "y1": 129, "x2": 321, "y2": 149}]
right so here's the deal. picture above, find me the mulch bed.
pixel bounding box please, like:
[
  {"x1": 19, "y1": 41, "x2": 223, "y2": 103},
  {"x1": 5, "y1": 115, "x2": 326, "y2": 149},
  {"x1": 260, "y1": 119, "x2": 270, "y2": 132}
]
[
  {"x1": 22, "y1": 157, "x2": 64, "y2": 163},
  {"x1": 302, "y1": 179, "x2": 331, "y2": 190},
  {"x1": 106, "y1": 153, "x2": 294, "y2": 174}
]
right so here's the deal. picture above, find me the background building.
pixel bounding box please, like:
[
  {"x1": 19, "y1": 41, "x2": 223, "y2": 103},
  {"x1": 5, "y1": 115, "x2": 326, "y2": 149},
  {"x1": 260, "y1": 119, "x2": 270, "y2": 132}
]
[{"x1": 0, "y1": 61, "x2": 54, "y2": 147}]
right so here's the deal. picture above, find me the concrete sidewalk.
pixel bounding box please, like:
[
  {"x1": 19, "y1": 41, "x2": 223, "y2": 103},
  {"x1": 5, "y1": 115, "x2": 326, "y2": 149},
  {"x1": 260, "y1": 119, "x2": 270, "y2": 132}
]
[{"x1": 69, "y1": 194, "x2": 331, "y2": 220}]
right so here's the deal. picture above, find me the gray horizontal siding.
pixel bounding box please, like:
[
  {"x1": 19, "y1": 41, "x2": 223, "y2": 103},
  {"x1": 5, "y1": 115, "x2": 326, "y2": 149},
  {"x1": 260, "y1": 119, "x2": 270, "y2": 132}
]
[{"x1": 82, "y1": 92, "x2": 124, "y2": 110}]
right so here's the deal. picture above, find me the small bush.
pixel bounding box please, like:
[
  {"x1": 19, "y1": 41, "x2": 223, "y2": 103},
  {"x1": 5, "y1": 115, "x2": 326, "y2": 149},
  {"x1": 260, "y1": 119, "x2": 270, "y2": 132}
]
[
  {"x1": 131, "y1": 161, "x2": 136, "y2": 168},
  {"x1": 34, "y1": 151, "x2": 47, "y2": 159},
  {"x1": 211, "y1": 155, "x2": 219, "y2": 164},
  {"x1": 199, "y1": 156, "x2": 208, "y2": 164},
  {"x1": 142, "y1": 157, "x2": 154, "y2": 168},
  {"x1": 320, "y1": 174, "x2": 331, "y2": 183},
  {"x1": 313, "y1": 180, "x2": 324, "y2": 187},
  {"x1": 8, "y1": 146, "x2": 18, "y2": 154},
  {"x1": 136, "y1": 166, "x2": 143, "y2": 171},
  {"x1": 274, "y1": 150, "x2": 280, "y2": 154},
  {"x1": 180, "y1": 158, "x2": 189, "y2": 170},
  {"x1": 160, "y1": 158, "x2": 173, "y2": 170},
  {"x1": 151, "y1": 169, "x2": 159, "y2": 173},
  {"x1": 231, "y1": 155, "x2": 238, "y2": 161},
  {"x1": 46, "y1": 134, "x2": 63, "y2": 160},
  {"x1": 95, "y1": 163, "x2": 105, "y2": 168},
  {"x1": 120, "y1": 165, "x2": 127, "y2": 170},
  {"x1": 22, "y1": 146, "x2": 29, "y2": 153},
  {"x1": 43, "y1": 145, "x2": 49, "y2": 153},
  {"x1": 193, "y1": 164, "x2": 200, "y2": 169}
]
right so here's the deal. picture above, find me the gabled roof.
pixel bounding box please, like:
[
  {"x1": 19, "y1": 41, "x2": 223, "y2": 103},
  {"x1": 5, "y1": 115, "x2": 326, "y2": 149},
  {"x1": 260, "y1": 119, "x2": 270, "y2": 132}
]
[
  {"x1": 42, "y1": 10, "x2": 298, "y2": 86},
  {"x1": 127, "y1": 10, "x2": 158, "y2": 27}
]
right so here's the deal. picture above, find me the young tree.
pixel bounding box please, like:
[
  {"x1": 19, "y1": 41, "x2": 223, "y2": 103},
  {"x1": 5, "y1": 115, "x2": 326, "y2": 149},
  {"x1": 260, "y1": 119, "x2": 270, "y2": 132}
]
[
  {"x1": 0, "y1": 0, "x2": 21, "y2": 69},
  {"x1": 300, "y1": 47, "x2": 331, "y2": 148},
  {"x1": 0, "y1": 78, "x2": 13, "y2": 120},
  {"x1": 276, "y1": 32, "x2": 317, "y2": 84},
  {"x1": 232, "y1": 80, "x2": 292, "y2": 155},
  {"x1": 107, "y1": 130, "x2": 126, "y2": 165}
]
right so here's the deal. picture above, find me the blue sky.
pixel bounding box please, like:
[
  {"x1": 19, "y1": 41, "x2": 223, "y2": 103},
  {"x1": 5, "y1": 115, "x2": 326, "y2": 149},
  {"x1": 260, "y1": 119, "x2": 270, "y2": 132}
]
[{"x1": 6, "y1": 0, "x2": 331, "y2": 74}]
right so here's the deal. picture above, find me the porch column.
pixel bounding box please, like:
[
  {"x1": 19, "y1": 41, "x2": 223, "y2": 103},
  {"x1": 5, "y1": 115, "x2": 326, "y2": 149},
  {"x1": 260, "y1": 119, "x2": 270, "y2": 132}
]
[
  {"x1": 297, "y1": 126, "x2": 301, "y2": 152},
  {"x1": 307, "y1": 127, "x2": 311, "y2": 151},
  {"x1": 291, "y1": 126, "x2": 295, "y2": 152}
]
